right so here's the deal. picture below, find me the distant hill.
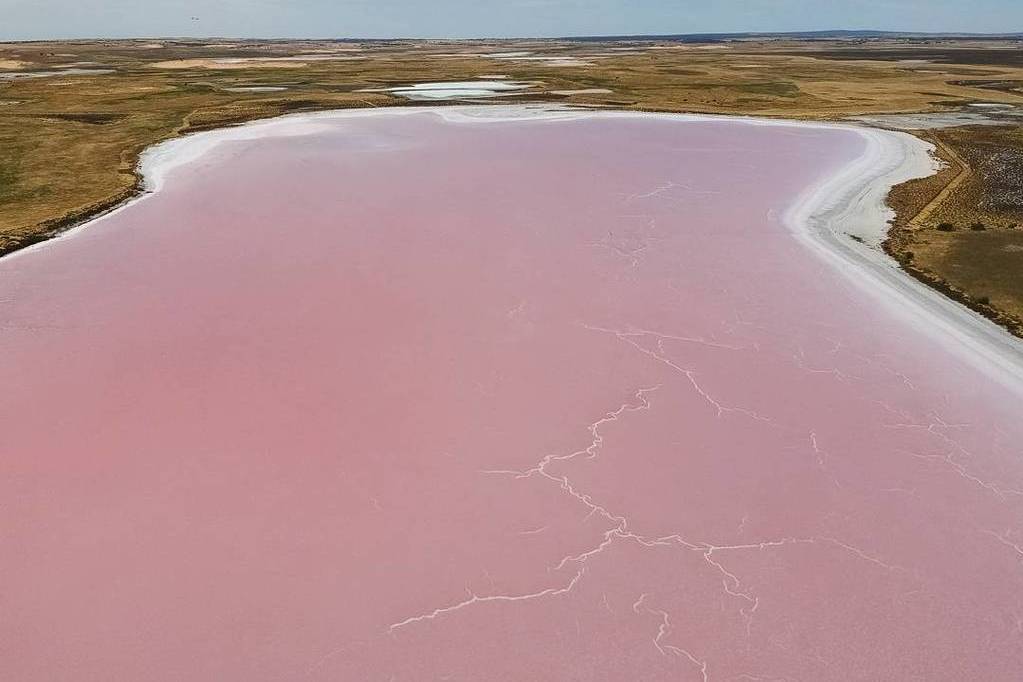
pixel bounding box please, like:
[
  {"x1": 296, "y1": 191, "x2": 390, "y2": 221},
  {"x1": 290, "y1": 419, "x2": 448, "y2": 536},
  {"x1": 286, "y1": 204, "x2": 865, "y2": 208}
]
[{"x1": 561, "y1": 30, "x2": 1023, "y2": 42}]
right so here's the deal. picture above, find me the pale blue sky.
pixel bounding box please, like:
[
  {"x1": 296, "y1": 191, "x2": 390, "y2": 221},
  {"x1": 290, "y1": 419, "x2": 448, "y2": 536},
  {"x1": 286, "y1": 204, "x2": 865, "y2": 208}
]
[{"x1": 3, "y1": 0, "x2": 1022, "y2": 41}]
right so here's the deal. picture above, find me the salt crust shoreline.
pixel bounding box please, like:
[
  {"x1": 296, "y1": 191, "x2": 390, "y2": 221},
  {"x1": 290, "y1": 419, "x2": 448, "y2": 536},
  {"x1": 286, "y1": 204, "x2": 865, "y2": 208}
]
[{"x1": 6, "y1": 104, "x2": 1023, "y2": 394}]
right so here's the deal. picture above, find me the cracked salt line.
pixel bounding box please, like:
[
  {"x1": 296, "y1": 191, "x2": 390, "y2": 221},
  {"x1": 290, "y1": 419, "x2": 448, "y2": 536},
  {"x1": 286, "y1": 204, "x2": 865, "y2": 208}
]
[
  {"x1": 703, "y1": 536, "x2": 905, "y2": 574},
  {"x1": 583, "y1": 323, "x2": 776, "y2": 424},
  {"x1": 806, "y1": 431, "x2": 844, "y2": 489},
  {"x1": 475, "y1": 388, "x2": 908, "y2": 673},
  {"x1": 633, "y1": 594, "x2": 709, "y2": 680},
  {"x1": 901, "y1": 447, "x2": 1018, "y2": 501},
  {"x1": 792, "y1": 345, "x2": 859, "y2": 383},
  {"x1": 982, "y1": 529, "x2": 1023, "y2": 559},
  {"x1": 588, "y1": 215, "x2": 666, "y2": 268},
  {"x1": 388, "y1": 569, "x2": 586, "y2": 634}
]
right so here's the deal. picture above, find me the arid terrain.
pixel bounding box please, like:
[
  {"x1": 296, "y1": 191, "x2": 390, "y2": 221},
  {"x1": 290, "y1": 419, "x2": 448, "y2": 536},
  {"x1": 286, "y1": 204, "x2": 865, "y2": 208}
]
[
  {"x1": 2, "y1": 36, "x2": 1023, "y2": 335},
  {"x1": 887, "y1": 123, "x2": 1023, "y2": 334}
]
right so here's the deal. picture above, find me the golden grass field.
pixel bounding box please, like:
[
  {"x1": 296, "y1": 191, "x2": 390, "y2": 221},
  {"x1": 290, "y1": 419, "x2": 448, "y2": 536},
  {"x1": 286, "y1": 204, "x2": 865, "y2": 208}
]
[
  {"x1": 2, "y1": 37, "x2": 1023, "y2": 334},
  {"x1": 887, "y1": 123, "x2": 1023, "y2": 335}
]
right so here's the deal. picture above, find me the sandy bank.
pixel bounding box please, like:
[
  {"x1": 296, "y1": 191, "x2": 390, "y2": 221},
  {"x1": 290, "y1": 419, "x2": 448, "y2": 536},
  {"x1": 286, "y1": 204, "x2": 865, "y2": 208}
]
[{"x1": 784, "y1": 121, "x2": 1023, "y2": 394}]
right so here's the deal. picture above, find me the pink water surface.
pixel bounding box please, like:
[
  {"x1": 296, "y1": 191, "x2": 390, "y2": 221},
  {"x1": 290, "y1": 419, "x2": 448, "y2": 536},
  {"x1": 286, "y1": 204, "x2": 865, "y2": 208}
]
[{"x1": 3, "y1": 110, "x2": 1023, "y2": 681}]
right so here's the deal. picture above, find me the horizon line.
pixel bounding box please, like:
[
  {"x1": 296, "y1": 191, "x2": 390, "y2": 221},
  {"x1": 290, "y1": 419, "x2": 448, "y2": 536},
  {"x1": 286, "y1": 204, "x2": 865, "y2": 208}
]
[{"x1": 4, "y1": 28, "x2": 1023, "y2": 44}]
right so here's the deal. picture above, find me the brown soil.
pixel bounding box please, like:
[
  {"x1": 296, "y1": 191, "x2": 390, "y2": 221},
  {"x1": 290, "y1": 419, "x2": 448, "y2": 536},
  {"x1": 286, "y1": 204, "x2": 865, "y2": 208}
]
[{"x1": 885, "y1": 125, "x2": 1023, "y2": 338}]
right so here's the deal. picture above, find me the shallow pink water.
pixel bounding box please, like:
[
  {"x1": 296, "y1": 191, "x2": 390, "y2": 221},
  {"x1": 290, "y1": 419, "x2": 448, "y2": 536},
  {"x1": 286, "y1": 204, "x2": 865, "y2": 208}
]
[{"x1": 3, "y1": 110, "x2": 1023, "y2": 680}]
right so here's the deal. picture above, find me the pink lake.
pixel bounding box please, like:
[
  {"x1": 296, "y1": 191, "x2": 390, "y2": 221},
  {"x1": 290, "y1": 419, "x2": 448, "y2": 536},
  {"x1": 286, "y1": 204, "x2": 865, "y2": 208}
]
[{"x1": 2, "y1": 108, "x2": 1023, "y2": 681}]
